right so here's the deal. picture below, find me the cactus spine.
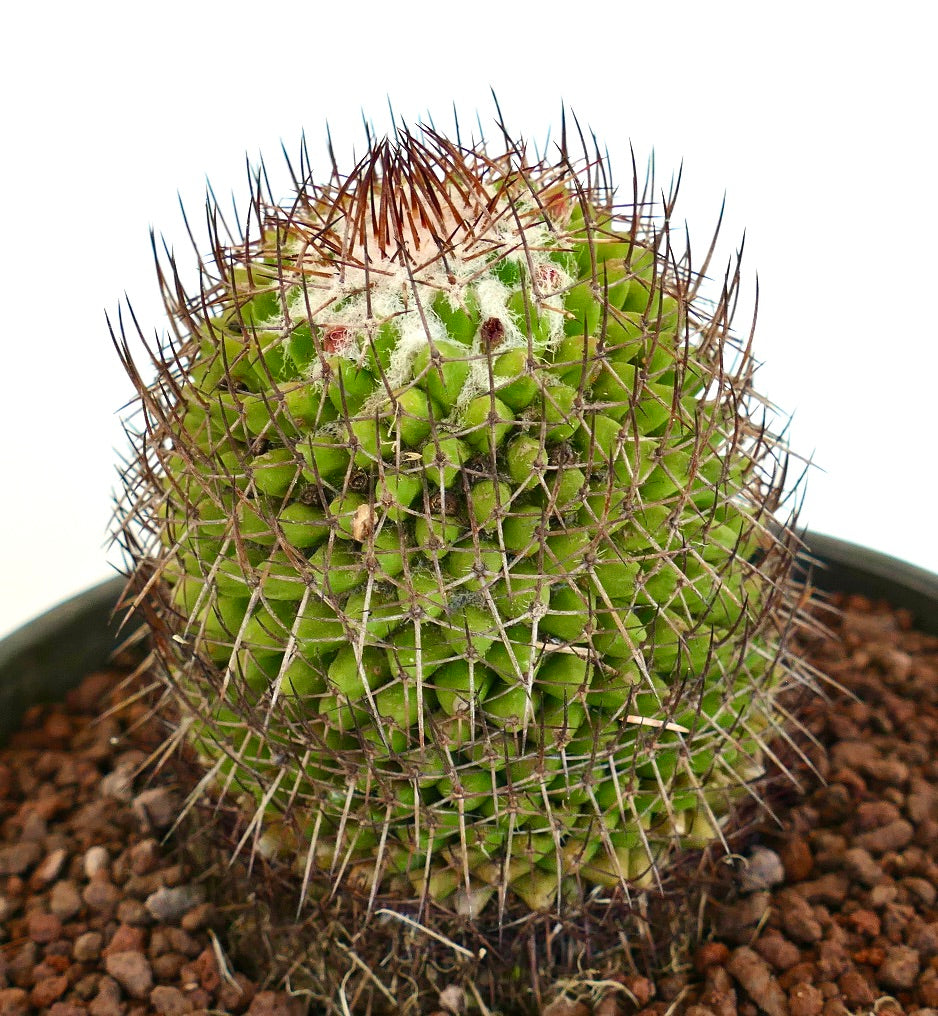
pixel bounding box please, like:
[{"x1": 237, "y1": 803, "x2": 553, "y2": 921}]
[{"x1": 114, "y1": 115, "x2": 807, "y2": 1008}]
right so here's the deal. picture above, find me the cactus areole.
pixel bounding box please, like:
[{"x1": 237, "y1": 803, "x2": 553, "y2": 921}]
[{"x1": 114, "y1": 119, "x2": 805, "y2": 954}]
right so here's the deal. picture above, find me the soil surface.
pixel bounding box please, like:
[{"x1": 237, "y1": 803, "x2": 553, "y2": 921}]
[
  {"x1": 590, "y1": 592, "x2": 938, "y2": 1016},
  {"x1": 0, "y1": 668, "x2": 303, "y2": 1016},
  {"x1": 1, "y1": 591, "x2": 936, "y2": 1016}
]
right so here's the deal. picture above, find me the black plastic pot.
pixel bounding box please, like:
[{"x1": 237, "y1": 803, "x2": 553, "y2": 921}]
[
  {"x1": 1, "y1": 535, "x2": 936, "y2": 748},
  {"x1": 0, "y1": 576, "x2": 127, "y2": 744},
  {"x1": 803, "y1": 533, "x2": 938, "y2": 634}
]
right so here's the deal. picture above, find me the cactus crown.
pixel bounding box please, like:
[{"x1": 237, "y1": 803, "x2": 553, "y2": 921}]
[{"x1": 113, "y1": 114, "x2": 808, "y2": 1003}]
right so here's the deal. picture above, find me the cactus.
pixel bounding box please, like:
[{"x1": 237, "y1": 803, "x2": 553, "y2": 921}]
[{"x1": 113, "y1": 116, "x2": 807, "y2": 1007}]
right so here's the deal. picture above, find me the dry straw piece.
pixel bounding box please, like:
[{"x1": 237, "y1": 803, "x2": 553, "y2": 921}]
[{"x1": 112, "y1": 110, "x2": 812, "y2": 1012}]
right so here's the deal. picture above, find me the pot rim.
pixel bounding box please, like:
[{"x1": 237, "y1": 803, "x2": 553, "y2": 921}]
[
  {"x1": 801, "y1": 531, "x2": 938, "y2": 635},
  {"x1": 0, "y1": 575, "x2": 127, "y2": 744}
]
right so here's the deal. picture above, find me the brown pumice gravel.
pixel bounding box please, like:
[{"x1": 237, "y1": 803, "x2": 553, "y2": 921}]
[
  {"x1": 629, "y1": 592, "x2": 938, "y2": 1016},
  {"x1": 0, "y1": 670, "x2": 303, "y2": 1016},
  {"x1": 2, "y1": 590, "x2": 937, "y2": 1016}
]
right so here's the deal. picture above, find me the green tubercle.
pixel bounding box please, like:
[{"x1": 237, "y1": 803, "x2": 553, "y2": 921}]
[{"x1": 117, "y1": 119, "x2": 804, "y2": 928}]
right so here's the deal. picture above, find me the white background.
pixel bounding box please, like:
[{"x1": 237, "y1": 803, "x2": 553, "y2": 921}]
[{"x1": 2, "y1": 1, "x2": 935, "y2": 638}]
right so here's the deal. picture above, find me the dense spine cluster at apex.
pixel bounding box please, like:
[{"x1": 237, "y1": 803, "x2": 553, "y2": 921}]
[{"x1": 113, "y1": 120, "x2": 805, "y2": 920}]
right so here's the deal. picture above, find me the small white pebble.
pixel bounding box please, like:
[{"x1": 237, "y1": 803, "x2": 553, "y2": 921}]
[
  {"x1": 83, "y1": 844, "x2": 110, "y2": 879},
  {"x1": 99, "y1": 768, "x2": 134, "y2": 802},
  {"x1": 739, "y1": 846, "x2": 786, "y2": 894}
]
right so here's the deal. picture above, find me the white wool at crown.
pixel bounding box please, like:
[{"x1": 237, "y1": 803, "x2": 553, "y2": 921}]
[{"x1": 262, "y1": 184, "x2": 573, "y2": 413}]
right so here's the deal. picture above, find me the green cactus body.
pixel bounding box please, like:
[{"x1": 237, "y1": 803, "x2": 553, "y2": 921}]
[{"x1": 116, "y1": 124, "x2": 804, "y2": 931}]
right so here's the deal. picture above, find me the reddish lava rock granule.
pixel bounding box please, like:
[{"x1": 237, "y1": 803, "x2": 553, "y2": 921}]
[
  {"x1": 2, "y1": 590, "x2": 937, "y2": 1016},
  {"x1": 0, "y1": 670, "x2": 303, "y2": 1016},
  {"x1": 621, "y1": 593, "x2": 938, "y2": 1016}
]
